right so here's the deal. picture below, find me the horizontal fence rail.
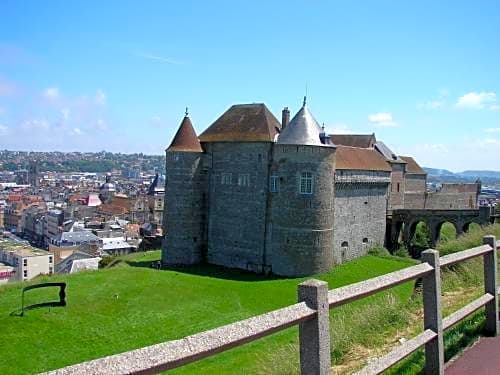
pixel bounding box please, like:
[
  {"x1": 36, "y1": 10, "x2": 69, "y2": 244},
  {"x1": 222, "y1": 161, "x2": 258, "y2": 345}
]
[
  {"x1": 440, "y1": 244, "x2": 492, "y2": 267},
  {"x1": 45, "y1": 237, "x2": 500, "y2": 375},
  {"x1": 45, "y1": 302, "x2": 317, "y2": 375},
  {"x1": 328, "y1": 262, "x2": 433, "y2": 308}
]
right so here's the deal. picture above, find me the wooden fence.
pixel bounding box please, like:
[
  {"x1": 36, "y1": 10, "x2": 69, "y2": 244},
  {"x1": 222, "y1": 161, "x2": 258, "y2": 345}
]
[{"x1": 46, "y1": 235, "x2": 500, "y2": 375}]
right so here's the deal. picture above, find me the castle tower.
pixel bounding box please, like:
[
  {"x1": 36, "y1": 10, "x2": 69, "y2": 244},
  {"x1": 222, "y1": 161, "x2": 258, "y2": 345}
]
[
  {"x1": 269, "y1": 99, "x2": 336, "y2": 276},
  {"x1": 162, "y1": 111, "x2": 207, "y2": 265}
]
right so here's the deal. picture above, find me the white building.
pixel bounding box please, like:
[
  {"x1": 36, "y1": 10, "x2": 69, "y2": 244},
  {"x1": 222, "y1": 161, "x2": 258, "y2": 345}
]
[{"x1": 0, "y1": 237, "x2": 54, "y2": 283}]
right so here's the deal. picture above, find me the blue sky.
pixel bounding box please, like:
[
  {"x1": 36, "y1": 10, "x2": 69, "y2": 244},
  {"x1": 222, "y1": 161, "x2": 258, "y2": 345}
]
[{"x1": 0, "y1": 0, "x2": 499, "y2": 171}]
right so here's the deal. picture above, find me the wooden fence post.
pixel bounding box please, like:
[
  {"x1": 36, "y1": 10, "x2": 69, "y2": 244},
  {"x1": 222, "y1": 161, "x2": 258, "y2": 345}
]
[
  {"x1": 422, "y1": 249, "x2": 444, "y2": 375},
  {"x1": 483, "y1": 235, "x2": 499, "y2": 336},
  {"x1": 298, "y1": 279, "x2": 331, "y2": 375}
]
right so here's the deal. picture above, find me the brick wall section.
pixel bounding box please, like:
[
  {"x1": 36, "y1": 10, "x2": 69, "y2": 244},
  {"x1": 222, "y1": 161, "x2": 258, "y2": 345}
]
[
  {"x1": 334, "y1": 171, "x2": 390, "y2": 263},
  {"x1": 426, "y1": 183, "x2": 479, "y2": 209},
  {"x1": 405, "y1": 174, "x2": 427, "y2": 193},
  {"x1": 403, "y1": 174, "x2": 428, "y2": 209},
  {"x1": 268, "y1": 144, "x2": 336, "y2": 276},
  {"x1": 404, "y1": 183, "x2": 480, "y2": 210},
  {"x1": 388, "y1": 163, "x2": 405, "y2": 210},
  {"x1": 204, "y1": 142, "x2": 272, "y2": 271},
  {"x1": 162, "y1": 151, "x2": 207, "y2": 265}
]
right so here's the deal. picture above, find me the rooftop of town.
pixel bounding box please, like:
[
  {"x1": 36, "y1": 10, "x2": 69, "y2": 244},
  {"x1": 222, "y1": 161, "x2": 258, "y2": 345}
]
[{"x1": 0, "y1": 237, "x2": 50, "y2": 257}]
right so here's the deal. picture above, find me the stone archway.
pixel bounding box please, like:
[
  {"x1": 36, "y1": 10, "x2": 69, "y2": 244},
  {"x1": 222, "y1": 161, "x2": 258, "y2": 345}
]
[
  {"x1": 403, "y1": 220, "x2": 433, "y2": 257},
  {"x1": 435, "y1": 221, "x2": 458, "y2": 244}
]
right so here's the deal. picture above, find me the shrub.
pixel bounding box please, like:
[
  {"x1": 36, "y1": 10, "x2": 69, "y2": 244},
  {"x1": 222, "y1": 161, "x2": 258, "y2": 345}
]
[{"x1": 367, "y1": 245, "x2": 390, "y2": 257}]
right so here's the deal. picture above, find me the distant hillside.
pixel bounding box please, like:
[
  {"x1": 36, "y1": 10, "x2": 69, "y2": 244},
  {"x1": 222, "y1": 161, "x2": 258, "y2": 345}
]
[
  {"x1": 423, "y1": 167, "x2": 455, "y2": 176},
  {"x1": 460, "y1": 170, "x2": 500, "y2": 178},
  {"x1": 424, "y1": 168, "x2": 500, "y2": 183}
]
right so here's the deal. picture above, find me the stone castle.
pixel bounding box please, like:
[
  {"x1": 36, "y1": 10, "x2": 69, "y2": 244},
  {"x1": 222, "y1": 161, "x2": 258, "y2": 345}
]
[{"x1": 161, "y1": 100, "x2": 482, "y2": 276}]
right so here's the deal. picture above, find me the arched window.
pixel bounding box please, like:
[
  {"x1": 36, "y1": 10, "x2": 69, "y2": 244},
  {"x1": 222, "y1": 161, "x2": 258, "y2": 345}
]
[
  {"x1": 362, "y1": 238, "x2": 369, "y2": 244},
  {"x1": 341, "y1": 241, "x2": 348, "y2": 247}
]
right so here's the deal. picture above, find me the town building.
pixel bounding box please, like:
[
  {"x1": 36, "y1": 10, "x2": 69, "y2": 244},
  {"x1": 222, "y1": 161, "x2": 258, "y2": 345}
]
[{"x1": 0, "y1": 235, "x2": 54, "y2": 282}]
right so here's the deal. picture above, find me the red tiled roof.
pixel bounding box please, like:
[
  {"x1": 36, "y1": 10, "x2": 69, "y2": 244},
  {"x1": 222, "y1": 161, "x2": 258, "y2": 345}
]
[
  {"x1": 330, "y1": 134, "x2": 376, "y2": 148},
  {"x1": 97, "y1": 196, "x2": 132, "y2": 215},
  {"x1": 199, "y1": 103, "x2": 281, "y2": 142},
  {"x1": 400, "y1": 156, "x2": 427, "y2": 175},
  {"x1": 335, "y1": 146, "x2": 392, "y2": 171}
]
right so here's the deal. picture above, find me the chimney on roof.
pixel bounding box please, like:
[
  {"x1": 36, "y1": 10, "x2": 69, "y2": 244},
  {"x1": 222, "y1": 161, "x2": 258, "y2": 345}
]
[{"x1": 281, "y1": 107, "x2": 290, "y2": 129}]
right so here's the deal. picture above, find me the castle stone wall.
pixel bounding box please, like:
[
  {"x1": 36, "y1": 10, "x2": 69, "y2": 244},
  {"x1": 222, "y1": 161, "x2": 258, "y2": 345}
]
[
  {"x1": 204, "y1": 142, "x2": 272, "y2": 271},
  {"x1": 334, "y1": 170, "x2": 390, "y2": 264}
]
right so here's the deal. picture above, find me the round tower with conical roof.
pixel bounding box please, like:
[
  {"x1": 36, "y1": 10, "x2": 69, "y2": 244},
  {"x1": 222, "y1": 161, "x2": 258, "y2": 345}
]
[
  {"x1": 162, "y1": 111, "x2": 207, "y2": 265},
  {"x1": 268, "y1": 99, "x2": 336, "y2": 276}
]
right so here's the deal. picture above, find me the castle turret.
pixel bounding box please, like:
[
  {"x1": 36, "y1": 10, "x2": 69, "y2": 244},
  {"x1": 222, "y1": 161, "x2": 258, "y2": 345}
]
[
  {"x1": 162, "y1": 111, "x2": 207, "y2": 265},
  {"x1": 268, "y1": 99, "x2": 336, "y2": 276}
]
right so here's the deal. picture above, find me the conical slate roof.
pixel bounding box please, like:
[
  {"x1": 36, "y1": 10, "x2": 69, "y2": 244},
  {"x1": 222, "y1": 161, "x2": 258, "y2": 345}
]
[
  {"x1": 167, "y1": 115, "x2": 203, "y2": 152},
  {"x1": 277, "y1": 101, "x2": 324, "y2": 146}
]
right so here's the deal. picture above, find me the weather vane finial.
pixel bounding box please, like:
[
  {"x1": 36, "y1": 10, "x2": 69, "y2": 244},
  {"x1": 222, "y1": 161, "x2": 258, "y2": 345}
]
[
  {"x1": 303, "y1": 83, "x2": 308, "y2": 106},
  {"x1": 185, "y1": 107, "x2": 189, "y2": 117}
]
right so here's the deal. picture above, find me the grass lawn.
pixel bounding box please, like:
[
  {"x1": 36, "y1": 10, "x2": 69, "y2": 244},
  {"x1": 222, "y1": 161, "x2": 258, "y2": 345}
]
[{"x1": 0, "y1": 251, "x2": 415, "y2": 374}]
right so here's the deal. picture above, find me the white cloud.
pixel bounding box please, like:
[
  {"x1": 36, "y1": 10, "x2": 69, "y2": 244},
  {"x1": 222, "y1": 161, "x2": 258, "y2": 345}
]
[
  {"x1": 61, "y1": 108, "x2": 70, "y2": 121},
  {"x1": 21, "y1": 119, "x2": 50, "y2": 131},
  {"x1": 0, "y1": 124, "x2": 8, "y2": 134},
  {"x1": 135, "y1": 51, "x2": 184, "y2": 65},
  {"x1": 43, "y1": 87, "x2": 60, "y2": 100},
  {"x1": 490, "y1": 104, "x2": 500, "y2": 111},
  {"x1": 72, "y1": 127, "x2": 83, "y2": 135},
  {"x1": 96, "y1": 119, "x2": 107, "y2": 131},
  {"x1": 368, "y1": 112, "x2": 398, "y2": 127},
  {"x1": 485, "y1": 127, "x2": 500, "y2": 133},
  {"x1": 438, "y1": 88, "x2": 450, "y2": 98},
  {"x1": 95, "y1": 89, "x2": 107, "y2": 105},
  {"x1": 456, "y1": 91, "x2": 496, "y2": 109},
  {"x1": 398, "y1": 139, "x2": 500, "y2": 172},
  {"x1": 418, "y1": 100, "x2": 445, "y2": 110},
  {"x1": 327, "y1": 123, "x2": 352, "y2": 134}
]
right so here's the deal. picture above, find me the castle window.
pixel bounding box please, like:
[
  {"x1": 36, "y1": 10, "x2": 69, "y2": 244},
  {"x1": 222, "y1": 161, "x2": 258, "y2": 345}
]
[
  {"x1": 362, "y1": 238, "x2": 368, "y2": 244},
  {"x1": 299, "y1": 172, "x2": 313, "y2": 194},
  {"x1": 270, "y1": 173, "x2": 279, "y2": 192},
  {"x1": 341, "y1": 241, "x2": 348, "y2": 247},
  {"x1": 397, "y1": 183, "x2": 400, "y2": 192},
  {"x1": 238, "y1": 174, "x2": 250, "y2": 186},
  {"x1": 221, "y1": 173, "x2": 232, "y2": 185}
]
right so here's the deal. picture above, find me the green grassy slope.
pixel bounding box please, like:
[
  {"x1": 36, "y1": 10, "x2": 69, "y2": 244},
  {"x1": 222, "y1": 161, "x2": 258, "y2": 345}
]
[{"x1": 0, "y1": 252, "x2": 414, "y2": 375}]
